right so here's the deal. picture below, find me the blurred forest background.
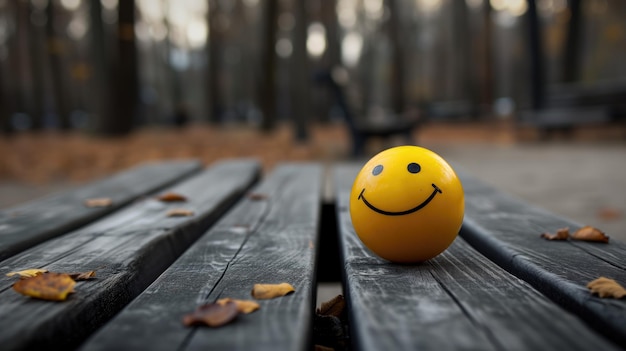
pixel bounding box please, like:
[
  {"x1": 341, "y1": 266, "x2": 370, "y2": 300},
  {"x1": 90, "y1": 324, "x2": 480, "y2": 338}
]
[{"x1": 1, "y1": 0, "x2": 626, "y2": 183}]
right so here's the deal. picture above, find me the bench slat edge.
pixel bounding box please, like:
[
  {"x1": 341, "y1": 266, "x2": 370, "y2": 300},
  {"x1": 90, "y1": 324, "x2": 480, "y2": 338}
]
[{"x1": 0, "y1": 160, "x2": 203, "y2": 262}]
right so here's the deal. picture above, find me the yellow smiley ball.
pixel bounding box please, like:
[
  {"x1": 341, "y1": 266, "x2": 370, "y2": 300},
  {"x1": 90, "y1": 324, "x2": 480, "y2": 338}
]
[{"x1": 349, "y1": 146, "x2": 464, "y2": 263}]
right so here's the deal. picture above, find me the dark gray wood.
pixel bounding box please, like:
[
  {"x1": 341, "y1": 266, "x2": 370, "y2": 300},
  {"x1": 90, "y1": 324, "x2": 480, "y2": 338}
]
[
  {"x1": 0, "y1": 160, "x2": 260, "y2": 351},
  {"x1": 0, "y1": 160, "x2": 202, "y2": 262},
  {"x1": 459, "y1": 171, "x2": 626, "y2": 346},
  {"x1": 81, "y1": 163, "x2": 322, "y2": 351},
  {"x1": 334, "y1": 165, "x2": 617, "y2": 351}
]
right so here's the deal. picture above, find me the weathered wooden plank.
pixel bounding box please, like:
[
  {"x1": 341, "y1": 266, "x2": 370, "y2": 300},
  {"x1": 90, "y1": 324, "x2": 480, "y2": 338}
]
[
  {"x1": 0, "y1": 160, "x2": 202, "y2": 262},
  {"x1": 459, "y1": 172, "x2": 626, "y2": 346},
  {"x1": 0, "y1": 160, "x2": 260, "y2": 351},
  {"x1": 334, "y1": 164, "x2": 617, "y2": 351},
  {"x1": 81, "y1": 163, "x2": 322, "y2": 351}
]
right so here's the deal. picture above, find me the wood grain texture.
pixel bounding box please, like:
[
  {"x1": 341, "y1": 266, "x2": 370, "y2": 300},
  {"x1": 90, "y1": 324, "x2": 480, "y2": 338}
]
[
  {"x1": 458, "y1": 171, "x2": 626, "y2": 346},
  {"x1": 0, "y1": 160, "x2": 202, "y2": 262},
  {"x1": 81, "y1": 163, "x2": 322, "y2": 351},
  {"x1": 0, "y1": 160, "x2": 260, "y2": 351},
  {"x1": 334, "y1": 165, "x2": 617, "y2": 351}
]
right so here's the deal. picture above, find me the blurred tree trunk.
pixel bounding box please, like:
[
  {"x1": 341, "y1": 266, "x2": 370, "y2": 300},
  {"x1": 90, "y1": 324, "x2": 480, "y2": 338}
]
[
  {"x1": 46, "y1": 1, "x2": 71, "y2": 130},
  {"x1": 452, "y1": 0, "x2": 472, "y2": 109},
  {"x1": 110, "y1": 0, "x2": 139, "y2": 135},
  {"x1": 259, "y1": 0, "x2": 278, "y2": 131},
  {"x1": 322, "y1": 0, "x2": 340, "y2": 67},
  {"x1": 292, "y1": 0, "x2": 310, "y2": 141},
  {"x1": 94, "y1": 0, "x2": 138, "y2": 135},
  {"x1": 480, "y1": 0, "x2": 494, "y2": 110},
  {"x1": 526, "y1": 0, "x2": 545, "y2": 110},
  {"x1": 0, "y1": 40, "x2": 10, "y2": 133},
  {"x1": 28, "y1": 1, "x2": 45, "y2": 130},
  {"x1": 316, "y1": 0, "x2": 340, "y2": 123},
  {"x1": 1, "y1": 1, "x2": 18, "y2": 134},
  {"x1": 89, "y1": 0, "x2": 112, "y2": 134},
  {"x1": 386, "y1": 0, "x2": 405, "y2": 114},
  {"x1": 0, "y1": 66, "x2": 8, "y2": 133},
  {"x1": 208, "y1": 0, "x2": 223, "y2": 124},
  {"x1": 163, "y1": 17, "x2": 185, "y2": 127},
  {"x1": 562, "y1": 0, "x2": 581, "y2": 82}
]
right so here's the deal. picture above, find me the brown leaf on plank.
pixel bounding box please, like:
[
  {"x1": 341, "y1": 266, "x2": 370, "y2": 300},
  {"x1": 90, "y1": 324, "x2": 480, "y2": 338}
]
[
  {"x1": 217, "y1": 298, "x2": 260, "y2": 314},
  {"x1": 571, "y1": 226, "x2": 609, "y2": 243},
  {"x1": 317, "y1": 295, "x2": 345, "y2": 318},
  {"x1": 540, "y1": 227, "x2": 570, "y2": 241},
  {"x1": 67, "y1": 270, "x2": 96, "y2": 281},
  {"x1": 587, "y1": 277, "x2": 626, "y2": 298},
  {"x1": 251, "y1": 283, "x2": 295, "y2": 300},
  {"x1": 84, "y1": 198, "x2": 113, "y2": 208},
  {"x1": 157, "y1": 192, "x2": 187, "y2": 202},
  {"x1": 6, "y1": 268, "x2": 49, "y2": 279},
  {"x1": 166, "y1": 208, "x2": 195, "y2": 217},
  {"x1": 12, "y1": 273, "x2": 76, "y2": 301},
  {"x1": 597, "y1": 207, "x2": 622, "y2": 220},
  {"x1": 182, "y1": 301, "x2": 238, "y2": 327},
  {"x1": 247, "y1": 193, "x2": 268, "y2": 201}
]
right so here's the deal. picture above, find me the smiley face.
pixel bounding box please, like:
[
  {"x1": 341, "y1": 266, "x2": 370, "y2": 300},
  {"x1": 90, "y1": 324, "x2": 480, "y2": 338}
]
[{"x1": 349, "y1": 146, "x2": 464, "y2": 263}]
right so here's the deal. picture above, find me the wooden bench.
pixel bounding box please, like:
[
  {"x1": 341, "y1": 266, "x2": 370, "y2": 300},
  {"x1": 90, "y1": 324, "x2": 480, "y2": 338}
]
[
  {"x1": 1, "y1": 159, "x2": 625, "y2": 350},
  {"x1": 315, "y1": 69, "x2": 420, "y2": 157}
]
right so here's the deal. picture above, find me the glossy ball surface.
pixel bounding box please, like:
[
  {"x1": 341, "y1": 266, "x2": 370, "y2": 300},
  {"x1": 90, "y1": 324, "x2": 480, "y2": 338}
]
[{"x1": 349, "y1": 146, "x2": 464, "y2": 263}]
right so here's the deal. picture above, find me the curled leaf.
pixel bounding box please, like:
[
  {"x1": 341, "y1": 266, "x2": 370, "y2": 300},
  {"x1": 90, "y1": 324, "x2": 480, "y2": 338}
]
[
  {"x1": 182, "y1": 301, "x2": 238, "y2": 327},
  {"x1": 6, "y1": 268, "x2": 49, "y2": 279},
  {"x1": 157, "y1": 192, "x2": 187, "y2": 202},
  {"x1": 217, "y1": 298, "x2": 260, "y2": 314},
  {"x1": 12, "y1": 273, "x2": 76, "y2": 301},
  {"x1": 317, "y1": 295, "x2": 345, "y2": 318},
  {"x1": 166, "y1": 208, "x2": 195, "y2": 217},
  {"x1": 84, "y1": 198, "x2": 113, "y2": 208},
  {"x1": 251, "y1": 283, "x2": 295, "y2": 300},
  {"x1": 571, "y1": 226, "x2": 609, "y2": 243},
  {"x1": 540, "y1": 227, "x2": 570, "y2": 241},
  {"x1": 67, "y1": 270, "x2": 96, "y2": 281},
  {"x1": 587, "y1": 277, "x2": 626, "y2": 298}
]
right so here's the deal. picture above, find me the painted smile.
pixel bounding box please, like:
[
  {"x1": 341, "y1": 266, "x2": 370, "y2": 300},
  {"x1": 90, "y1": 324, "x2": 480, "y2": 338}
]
[{"x1": 358, "y1": 183, "x2": 442, "y2": 216}]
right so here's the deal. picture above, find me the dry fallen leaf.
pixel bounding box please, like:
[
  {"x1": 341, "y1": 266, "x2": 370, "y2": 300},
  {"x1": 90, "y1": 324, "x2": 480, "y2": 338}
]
[
  {"x1": 247, "y1": 193, "x2": 268, "y2": 201},
  {"x1": 251, "y1": 283, "x2": 295, "y2": 300},
  {"x1": 587, "y1": 277, "x2": 626, "y2": 298},
  {"x1": 182, "y1": 301, "x2": 238, "y2": 327},
  {"x1": 217, "y1": 298, "x2": 260, "y2": 314},
  {"x1": 157, "y1": 192, "x2": 187, "y2": 202},
  {"x1": 597, "y1": 207, "x2": 622, "y2": 220},
  {"x1": 166, "y1": 208, "x2": 195, "y2": 217},
  {"x1": 67, "y1": 270, "x2": 96, "y2": 281},
  {"x1": 6, "y1": 268, "x2": 49, "y2": 279},
  {"x1": 317, "y1": 295, "x2": 345, "y2": 318},
  {"x1": 571, "y1": 226, "x2": 609, "y2": 243},
  {"x1": 540, "y1": 227, "x2": 570, "y2": 241},
  {"x1": 84, "y1": 198, "x2": 113, "y2": 208},
  {"x1": 13, "y1": 273, "x2": 76, "y2": 301}
]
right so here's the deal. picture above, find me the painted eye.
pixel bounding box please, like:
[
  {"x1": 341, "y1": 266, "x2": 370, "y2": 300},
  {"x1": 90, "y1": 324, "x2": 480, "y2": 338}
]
[
  {"x1": 372, "y1": 165, "x2": 383, "y2": 176},
  {"x1": 407, "y1": 163, "x2": 421, "y2": 174}
]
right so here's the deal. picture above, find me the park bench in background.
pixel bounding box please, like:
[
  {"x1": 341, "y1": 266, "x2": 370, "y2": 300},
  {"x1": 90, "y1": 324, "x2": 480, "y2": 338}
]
[
  {"x1": 316, "y1": 68, "x2": 420, "y2": 157},
  {"x1": 0, "y1": 159, "x2": 625, "y2": 350}
]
